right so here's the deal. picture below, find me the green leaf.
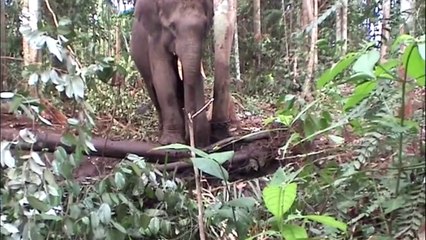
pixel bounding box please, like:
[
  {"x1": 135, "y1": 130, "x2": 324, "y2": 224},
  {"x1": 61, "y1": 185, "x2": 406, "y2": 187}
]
[
  {"x1": 90, "y1": 211, "x2": 100, "y2": 229},
  {"x1": 191, "y1": 157, "x2": 229, "y2": 180},
  {"x1": 111, "y1": 220, "x2": 127, "y2": 234},
  {"x1": 28, "y1": 73, "x2": 39, "y2": 85},
  {"x1": 27, "y1": 196, "x2": 51, "y2": 212},
  {"x1": 418, "y1": 43, "x2": 425, "y2": 60},
  {"x1": 352, "y1": 50, "x2": 380, "y2": 75},
  {"x1": 46, "y1": 38, "x2": 62, "y2": 62},
  {"x1": 70, "y1": 204, "x2": 82, "y2": 219},
  {"x1": 281, "y1": 224, "x2": 309, "y2": 240},
  {"x1": 303, "y1": 215, "x2": 347, "y2": 232},
  {"x1": 98, "y1": 203, "x2": 112, "y2": 224},
  {"x1": 208, "y1": 151, "x2": 234, "y2": 164},
  {"x1": 154, "y1": 143, "x2": 210, "y2": 158},
  {"x1": 391, "y1": 34, "x2": 415, "y2": 53},
  {"x1": 328, "y1": 135, "x2": 344, "y2": 145},
  {"x1": 344, "y1": 81, "x2": 377, "y2": 111},
  {"x1": 262, "y1": 183, "x2": 297, "y2": 218},
  {"x1": 375, "y1": 59, "x2": 399, "y2": 79},
  {"x1": 346, "y1": 72, "x2": 376, "y2": 83},
  {"x1": 316, "y1": 52, "x2": 358, "y2": 89},
  {"x1": 402, "y1": 43, "x2": 425, "y2": 86},
  {"x1": 382, "y1": 196, "x2": 405, "y2": 214},
  {"x1": 114, "y1": 172, "x2": 126, "y2": 190},
  {"x1": 227, "y1": 197, "x2": 257, "y2": 209}
]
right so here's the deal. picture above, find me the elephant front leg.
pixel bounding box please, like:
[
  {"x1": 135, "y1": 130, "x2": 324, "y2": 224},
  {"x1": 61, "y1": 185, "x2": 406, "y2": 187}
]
[{"x1": 149, "y1": 43, "x2": 185, "y2": 145}]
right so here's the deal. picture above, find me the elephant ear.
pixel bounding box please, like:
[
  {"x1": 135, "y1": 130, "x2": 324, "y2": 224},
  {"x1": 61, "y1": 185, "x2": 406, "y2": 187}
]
[{"x1": 135, "y1": 0, "x2": 162, "y2": 33}]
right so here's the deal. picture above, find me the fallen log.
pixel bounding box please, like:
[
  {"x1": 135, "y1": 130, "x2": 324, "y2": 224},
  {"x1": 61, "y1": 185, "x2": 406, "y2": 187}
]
[{"x1": 0, "y1": 127, "x2": 273, "y2": 161}]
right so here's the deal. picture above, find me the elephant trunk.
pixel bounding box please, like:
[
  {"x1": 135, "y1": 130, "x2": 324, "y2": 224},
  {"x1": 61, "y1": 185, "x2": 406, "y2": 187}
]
[{"x1": 177, "y1": 38, "x2": 210, "y2": 146}]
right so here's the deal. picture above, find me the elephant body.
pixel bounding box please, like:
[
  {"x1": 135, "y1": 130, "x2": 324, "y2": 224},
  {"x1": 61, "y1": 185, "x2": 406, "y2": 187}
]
[{"x1": 130, "y1": 0, "x2": 230, "y2": 147}]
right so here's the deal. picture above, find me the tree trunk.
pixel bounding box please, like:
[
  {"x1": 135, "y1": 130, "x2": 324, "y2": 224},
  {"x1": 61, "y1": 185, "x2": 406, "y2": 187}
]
[
  {"x1": 302, "y1": 0, "x2": 317, "y2": 100},
  {"x1": 212, "y1": 0, "x2": 237, "y2": 125},
  {"x1": 253, "y1": 0, "x2": 261, "y2": 71},
  {"x1": 21, "y1": 0, "x2": 41, "y2": 96},
  {"x1": 233, "y1": 18, "x2": 241, "y2": 82},
  {"x1": 380, "y1": 0, "x2": 391, "y2": 62},
  {"x1": 1, "y1": 0, "x2": 7, "y2": 91},
  {"x1": 341, "y1": 0, "x2": 348, "y2": 55},
  {"x1": 336, "y1": 0, "x2": 348, "y2": 55}
]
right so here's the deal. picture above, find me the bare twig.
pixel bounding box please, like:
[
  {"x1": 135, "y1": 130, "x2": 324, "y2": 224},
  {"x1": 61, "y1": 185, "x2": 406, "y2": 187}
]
[{"x1": 187, "y1": 112, "x2": 206, "y2": 240}]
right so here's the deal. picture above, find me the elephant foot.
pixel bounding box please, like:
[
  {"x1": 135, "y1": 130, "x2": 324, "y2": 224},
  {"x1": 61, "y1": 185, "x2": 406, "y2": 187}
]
[
  {"x1": 159, "y1": 130, "x2": 185, "y2": 145},
  {"x1": 210, "y1": 122, "x2": 231, "y2": 143}
]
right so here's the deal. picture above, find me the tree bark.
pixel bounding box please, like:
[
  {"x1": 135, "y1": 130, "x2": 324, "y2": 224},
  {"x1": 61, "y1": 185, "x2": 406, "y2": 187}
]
[
  {"x1": 1, "y1": 0, "x2": 7, "y2": 91},
  {"x1": 253, "y1": 0, "x2": 261, "y2": 71},
  {"x1": 380, "y1": 0, "x2": 391, "y2": 62},
  {"x1": 21, "y1": 0, "x2": 41, "y2": 97},
  {"x1": 212, "y1": 0, "x2": 237, "y2": 125},
  {"x1": 302, "y1": 0, "x2": 317, "y2": 100},
  {"x1": 0, "y1": 127, "x2": 271, "y2": 161}
]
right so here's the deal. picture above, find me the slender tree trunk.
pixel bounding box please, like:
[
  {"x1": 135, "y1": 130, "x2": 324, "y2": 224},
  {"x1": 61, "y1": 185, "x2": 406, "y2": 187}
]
[
  {"x1": 341, "y1": 0, "x2": 348, "y2": 55},
  {"x1": 380, "y1": 0, "x2": 391, "y2": 62},
  {"x1": 302, "y1": 0, "x2": 317, "y2": 100},
  {"x1": 1, "y1": 0, "x2": 7, "y2": 91},
  {"x1": 336, "y1": 0, "x2": 348, "y2": 55},
  {"x1": 212, "y1": 0, "x2": 237, "y2": 125},
  {"x1": 21, "y1": 0, "x2": 41, "y2": 97},
  {"x1": 253, "y1": 0, "x2": 261, "y2": 71},
  {"x1": 233, "y1": 17, "x2": 241, "y2": 82}
]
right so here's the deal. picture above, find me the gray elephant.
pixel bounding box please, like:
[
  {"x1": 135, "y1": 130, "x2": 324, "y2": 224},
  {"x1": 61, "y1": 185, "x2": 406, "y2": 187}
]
[{"x1": 130, "y1": 0, "x2": 231, "y2": 148}]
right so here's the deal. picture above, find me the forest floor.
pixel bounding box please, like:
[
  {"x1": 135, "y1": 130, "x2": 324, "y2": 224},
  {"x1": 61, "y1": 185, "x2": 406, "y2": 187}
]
[{"x1": 1, "y1": 87, "x2": 424, "y2": 183}]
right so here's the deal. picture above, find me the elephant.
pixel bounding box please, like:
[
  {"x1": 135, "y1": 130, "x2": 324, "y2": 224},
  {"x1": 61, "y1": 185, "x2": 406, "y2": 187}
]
[{"x1": 130, "y1": 0, "x2": 231, "y2": 148}]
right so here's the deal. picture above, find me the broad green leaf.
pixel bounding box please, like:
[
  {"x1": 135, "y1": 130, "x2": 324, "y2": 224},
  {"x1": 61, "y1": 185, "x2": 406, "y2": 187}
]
[
  {"x1": 1, "y1": 141, "x2": 15, "y2": 168},
  {"x1": 328, "y1": 135, "x2": 344, "y2": 145},
  {"x1": 90, "y1": 211, "x2": 100, "y2": 228},
  {"x1": 111, "y1": 220, "x2": 127, "y2": 234},
  {"x1": 303, "y1": 215, "x2": 347, "y2": 232},
  {"x1": 191, "y1": 157, "x2": 229, "y2": 180},
  {"x1": 154, "y1": 143, "x2": 209, "y2": 158},
  {"x1": 344, "y1": 81, "x2": 377, "y2": 111},
  {"x1": 19, "y1": 128, "x2": 37, "y2": 143},
  {"x1": 208, "y1": 151, "x2": 234, "y2": 164},
  {"x1": 70, "y1": 76, "x2": 85, "y2": 99},
  {"x1": 262, "y1": 183, "x2": 297, "y2": 218},
  {"x1": 391, "y1": 34, "x2": 415, "y2": 53},
  {"x1": 27, "y1": 196, "x2": 51, "y2": 212},
  {"x1": 374, "y1": 59, "x2": 399, "y2": 79},
  {"x1": 382, "y1": 196, "x2": 405, "y2": 214},
  {"x1": 98, "y1": 203, "x2": 112, "y2": 224},
  {"x1": 281, "y1": 224, "x2": 309, "y2": 240},
  {"x1": 227, "y1": 197, "x2": 257, "y2": 208},
  {"x1": 30, "y1": 151, "x2": 45, "y2": 166},
  {"x1": 352, "y1": 50, "x2": 380, "y2": 75},
  {"x1": 2, "y1": 223, "x2": 19, "y2": 234},
  {"x1": 346, "y1": 72, "x2": 376, "y2": 83},
  {"x1": 316, "y1": 52, "x2": 358, "y2": 89},
  {"x1": 418, "y1": 43, "x2": 425, "y2": 60},
  {"x1": 46, "y1": 38, "x2": 62, "y2": 62},
  {"x1": 114, "y1": 172, "x2": 126, "y2": 190},
  {"x1": 28, "y1": 73, "x2": 39, "y2": 85},
  {"x1": 402, "y1": 43, "x2": 425, "y2": 86},
  {"x1": 70, "y1": 204, "x2": 82, "y2": 219}
]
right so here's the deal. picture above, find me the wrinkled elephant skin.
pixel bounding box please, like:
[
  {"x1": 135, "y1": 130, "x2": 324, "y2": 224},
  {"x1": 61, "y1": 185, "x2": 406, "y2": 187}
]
[{"x1": 131, "y1": 0, "x2": 228, "y2": 148}]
